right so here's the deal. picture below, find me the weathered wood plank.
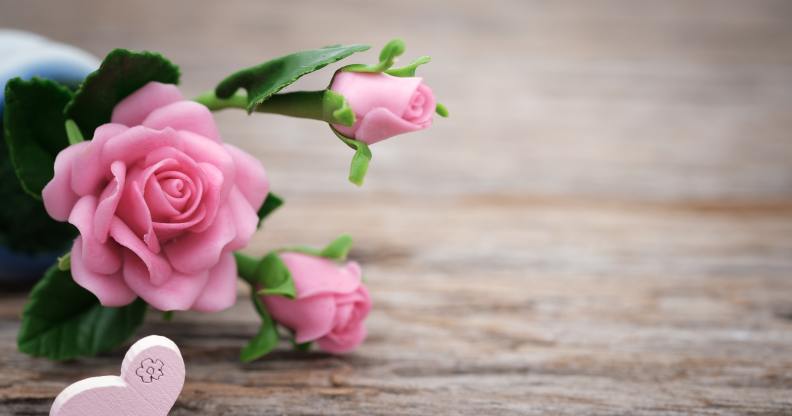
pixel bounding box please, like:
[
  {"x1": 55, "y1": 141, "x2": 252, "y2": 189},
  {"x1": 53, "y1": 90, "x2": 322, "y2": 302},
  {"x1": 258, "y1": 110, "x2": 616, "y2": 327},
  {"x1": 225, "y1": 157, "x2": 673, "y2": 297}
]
[
  {"x1": 1, "y1": 0, "x2": 792, "y2": 414},
  {"x1": 2, "y1": 198, "x2": 792, "y2": 414}
]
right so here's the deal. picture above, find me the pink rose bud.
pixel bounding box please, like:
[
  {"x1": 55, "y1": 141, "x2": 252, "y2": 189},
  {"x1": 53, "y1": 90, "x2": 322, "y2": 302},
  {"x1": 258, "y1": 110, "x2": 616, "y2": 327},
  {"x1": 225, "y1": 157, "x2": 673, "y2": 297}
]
[
  {"x1": 42, "y1": 82, "x2": 269, "y2": 312},
  {"x1": 261, "y1": 252, "x2": 372, "y2": 354},
  {"x1": 330, "y1": 71, "x2": 435, "y2": 145}
]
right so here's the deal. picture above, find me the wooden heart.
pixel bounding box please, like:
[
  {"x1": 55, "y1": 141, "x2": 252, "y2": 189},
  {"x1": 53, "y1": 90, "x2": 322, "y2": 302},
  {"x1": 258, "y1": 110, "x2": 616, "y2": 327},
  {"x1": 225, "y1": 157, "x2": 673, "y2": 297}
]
[{"x1": 50, "y1": 335, "x2": 185, "y2": 416}]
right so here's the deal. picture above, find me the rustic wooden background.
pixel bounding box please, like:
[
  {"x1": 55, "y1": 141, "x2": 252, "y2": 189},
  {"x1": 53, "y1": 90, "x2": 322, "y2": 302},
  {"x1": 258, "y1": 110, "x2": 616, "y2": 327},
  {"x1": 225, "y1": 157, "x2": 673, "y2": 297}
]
[{"x1": 2, "y1": 0, "x2": 792, "y2": 414}]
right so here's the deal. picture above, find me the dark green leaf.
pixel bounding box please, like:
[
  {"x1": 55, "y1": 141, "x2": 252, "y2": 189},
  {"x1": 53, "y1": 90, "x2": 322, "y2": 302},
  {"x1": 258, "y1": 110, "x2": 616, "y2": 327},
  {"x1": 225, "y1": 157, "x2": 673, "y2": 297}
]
[
  {"x1": 65, "y1": 49, "x2": 180, "y2": 139},
  {"x1": 0, "y1": 128, "x2": 76, "y2": 252},
  {"x1": 257, "y1": 192, "x2": 284, "y2": 228},
  {"x1": 17, "y1": 265, "x2": 147, "y2": 360},
  {"x1": 320, "y1": 234, "x2": 353, "y2": 261},
  {"x1": 240, "y1": 295, "x2": 280, "y2": 362},
  {"x1": 215, "y1": 44, "x2": 370, "y2": 112},
  {"x1": 3, "y1": 77, "x2": 73, "y2": 198},
  {"x1": 254, "y1": 252, "x2": 296, "y2": 299}
]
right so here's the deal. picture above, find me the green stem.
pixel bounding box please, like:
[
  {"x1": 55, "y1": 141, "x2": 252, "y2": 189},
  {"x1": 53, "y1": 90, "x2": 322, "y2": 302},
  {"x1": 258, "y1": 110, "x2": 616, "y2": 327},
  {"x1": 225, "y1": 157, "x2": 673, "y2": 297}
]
[
  {"x1": 234, "y1": 252, "x2": 259, "y2": 286},
  {"x1": 193, "y1": 91, "x2": 248, "y2": 111},
  {"x1": 193, "y1": 90, "x2": 356, "y2": 126}
]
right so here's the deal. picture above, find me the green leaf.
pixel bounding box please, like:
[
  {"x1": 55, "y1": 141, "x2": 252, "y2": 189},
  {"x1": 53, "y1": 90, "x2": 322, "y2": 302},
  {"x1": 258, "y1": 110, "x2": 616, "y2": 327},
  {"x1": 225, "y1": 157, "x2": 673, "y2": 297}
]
[
  {"x1": 331, "y1": 128, "x2": 372, "y2": 186},
  {"x1": 0, "y1": 121, "x2": 76, "y2": 253},
  {"x1": 3, "y1": 77, "x2": 73, "y2": 198},
  {"x1": 254, "y1": 252, "x2": 296, "y2": 299},
  {"x1": 240, "y1": 295, "x2": 280, "y2": 362},
  {"x1": 320, "y1": 234, "x2": 353, "y2": 261},
  {"x1": 257, "y1": 192, "x2": 284, "y2": 228},
  {"x1": 65, "y1": 49, "x2": 180, "y2": 139},
  {"x1": 18, "y1": 265, "x2": 147, "y2": 360},
  {"x1": 215, "y1": 44, "x2": 370, "y2": 112}
]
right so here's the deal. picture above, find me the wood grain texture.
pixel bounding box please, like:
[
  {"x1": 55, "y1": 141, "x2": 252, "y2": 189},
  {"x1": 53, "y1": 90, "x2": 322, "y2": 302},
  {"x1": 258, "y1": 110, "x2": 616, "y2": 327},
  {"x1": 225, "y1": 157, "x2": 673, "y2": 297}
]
[{"x1": 1, "y1": 0, "x2": 792, "y2": 414}]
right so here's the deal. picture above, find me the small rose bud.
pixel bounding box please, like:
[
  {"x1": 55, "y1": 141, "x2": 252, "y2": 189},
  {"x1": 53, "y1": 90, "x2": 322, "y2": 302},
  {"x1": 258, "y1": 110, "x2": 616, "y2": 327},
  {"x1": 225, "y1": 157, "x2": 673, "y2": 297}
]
[
  {"x1": 260, "y1": 252, "x2": 371, "y2": 354},
  {"x1": 330, "y1": 71, "x2": 435, "y2": 145}
]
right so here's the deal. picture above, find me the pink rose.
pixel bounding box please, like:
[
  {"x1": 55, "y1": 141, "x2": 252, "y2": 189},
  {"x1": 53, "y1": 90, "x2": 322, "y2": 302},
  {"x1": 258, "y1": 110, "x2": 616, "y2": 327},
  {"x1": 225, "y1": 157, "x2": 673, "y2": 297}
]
[
  {"x1": 330, "y1": 71, "x2": 435, "y2": 145},
  {"x1": 42, "y1": 82, "x2": 269, "y2": 312},
  {"x1": 261, "y1": 252, "x2": 371, "y2": 354}
]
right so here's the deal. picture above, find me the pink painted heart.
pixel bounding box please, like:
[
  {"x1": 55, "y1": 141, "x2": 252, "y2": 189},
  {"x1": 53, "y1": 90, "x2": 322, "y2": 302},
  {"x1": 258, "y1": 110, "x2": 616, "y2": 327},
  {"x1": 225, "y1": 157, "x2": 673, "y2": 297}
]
[{"x1": 50, "y1": 335, "x2": 185, "y2": 416}]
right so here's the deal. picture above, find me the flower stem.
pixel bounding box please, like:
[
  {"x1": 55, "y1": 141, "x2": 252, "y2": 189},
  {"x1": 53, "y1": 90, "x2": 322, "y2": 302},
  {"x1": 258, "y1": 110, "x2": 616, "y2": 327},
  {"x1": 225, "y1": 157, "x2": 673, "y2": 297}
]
[
  {"x1": 193, "y1": 91, "x2": 248, "y2": 111},
  {"x1": 193, "y1": 90, "x2": 356, "y2": 126}
]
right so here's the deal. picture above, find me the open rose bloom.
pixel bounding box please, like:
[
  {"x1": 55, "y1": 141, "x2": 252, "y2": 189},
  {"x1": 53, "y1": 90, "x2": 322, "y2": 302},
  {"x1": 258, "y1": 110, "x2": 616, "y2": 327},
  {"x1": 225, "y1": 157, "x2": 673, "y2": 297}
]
[{"x1": 42, "y1": 82, "x2": 268, "y2": 312}]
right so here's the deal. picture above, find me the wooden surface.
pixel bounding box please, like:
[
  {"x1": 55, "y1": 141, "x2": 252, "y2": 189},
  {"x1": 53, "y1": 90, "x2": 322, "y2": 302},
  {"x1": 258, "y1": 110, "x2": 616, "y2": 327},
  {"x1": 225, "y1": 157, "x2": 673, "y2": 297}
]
[{"x1": 2, "y1": 0, "x2": 792, "y2": 414}]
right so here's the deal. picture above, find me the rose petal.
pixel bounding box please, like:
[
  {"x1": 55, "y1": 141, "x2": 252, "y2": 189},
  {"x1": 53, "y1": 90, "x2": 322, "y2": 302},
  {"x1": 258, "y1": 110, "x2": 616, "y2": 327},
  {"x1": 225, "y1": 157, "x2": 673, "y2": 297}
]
[
  {"x1": 111, "y1": 82, "x2": 184, "y2": 126},
  {"x1": 70, "y1": 237, "x2": 136, "y2": 307},
  {"x1": 224, "y1": 144, "x2": 269, "y2": 209},
  {"x1": 179, "y1": 131, "x2": 235, "y2": 196},
  {"x1": 224, "y1": 187, "x2": 258, "y2": 252},
  {"x1": 70, "y1": 123, "x2": 129, "y2": 196},
  {"x1": 142, "y1": 146, "x2": 204, "y2": 222},
  {"x1": 353, "y1": 107, "x2": 425, "y2": 145},
  {"x1": 280, "y1": 253, "x2": 363, "y2": 297},
  {"x1": 100, "y1": 126, "x2": 182, "y2": 168},
  {"x1": 143, "y1": 101, "x2": 221, "y2": 141},
  {"x1": 152, "y1": 206, "x2": 207, "y2": 242},
  {"x1": 333, "y1": 303, "x2": 354, "y2": 330},
  {"x1": 191, "y1": 162, "x2": 224, "y2": 232},
  {"x1": 122, "y1": 251, "x2": 209, "y2": 311},
  {"x1": 68, "y1": 195, "x2": 122, "y2": 274},
  {"x1": 163, "y1": 204, "x2": 237, "y2": 274},
  {"x1": 190, "y1": 252, "x2": 237, "y2": 312},
  {"x1": 42, "y1": 141, "x2": 89, "y2": 221},
  {"x1": 264, "y1": 295, "x2": 337, "y2": 344},
  {"x1": 109, "y1": 217, "x2": 172, "y2": 286},
  {"x1": 331, "y1": 72, "x2": 422, "y2": 117},
  {"x1": 116, "y1": 178, "x2": 159, "y2": 254},
  {"x1": 317, "y1": 322, "x2": 367, "y2": 354},
  {"x1": 93, "y1": 161, "x2": 126, "y2": 243},
  {"x1": 403, "y1": 84, "x2": 436, "y2": 125}
]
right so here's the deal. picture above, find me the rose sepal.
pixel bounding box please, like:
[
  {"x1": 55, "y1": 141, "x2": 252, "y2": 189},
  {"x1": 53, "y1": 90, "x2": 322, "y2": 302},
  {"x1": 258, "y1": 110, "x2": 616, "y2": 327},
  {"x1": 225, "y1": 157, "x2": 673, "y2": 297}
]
[{"x1": 330, "y1": 127, "x2": 372, "y2": 186}]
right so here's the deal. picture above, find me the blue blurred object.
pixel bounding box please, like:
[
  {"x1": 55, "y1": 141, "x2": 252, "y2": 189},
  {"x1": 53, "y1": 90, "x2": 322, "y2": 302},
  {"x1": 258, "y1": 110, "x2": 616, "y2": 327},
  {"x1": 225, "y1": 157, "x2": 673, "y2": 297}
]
[
  {"x1": 0, "y1": 245, "x2": 64, "y2": 282},
  {"x1": 0, "y1": 29, "x2": 98, "y2": 283}
]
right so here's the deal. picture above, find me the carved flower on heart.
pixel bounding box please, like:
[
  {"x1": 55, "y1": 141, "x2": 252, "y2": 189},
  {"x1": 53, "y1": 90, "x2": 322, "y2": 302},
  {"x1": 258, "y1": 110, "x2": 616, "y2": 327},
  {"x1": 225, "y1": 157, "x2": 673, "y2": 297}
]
[{"x1": 136, "y1": 357, "x2": 165, "y2": 383}]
